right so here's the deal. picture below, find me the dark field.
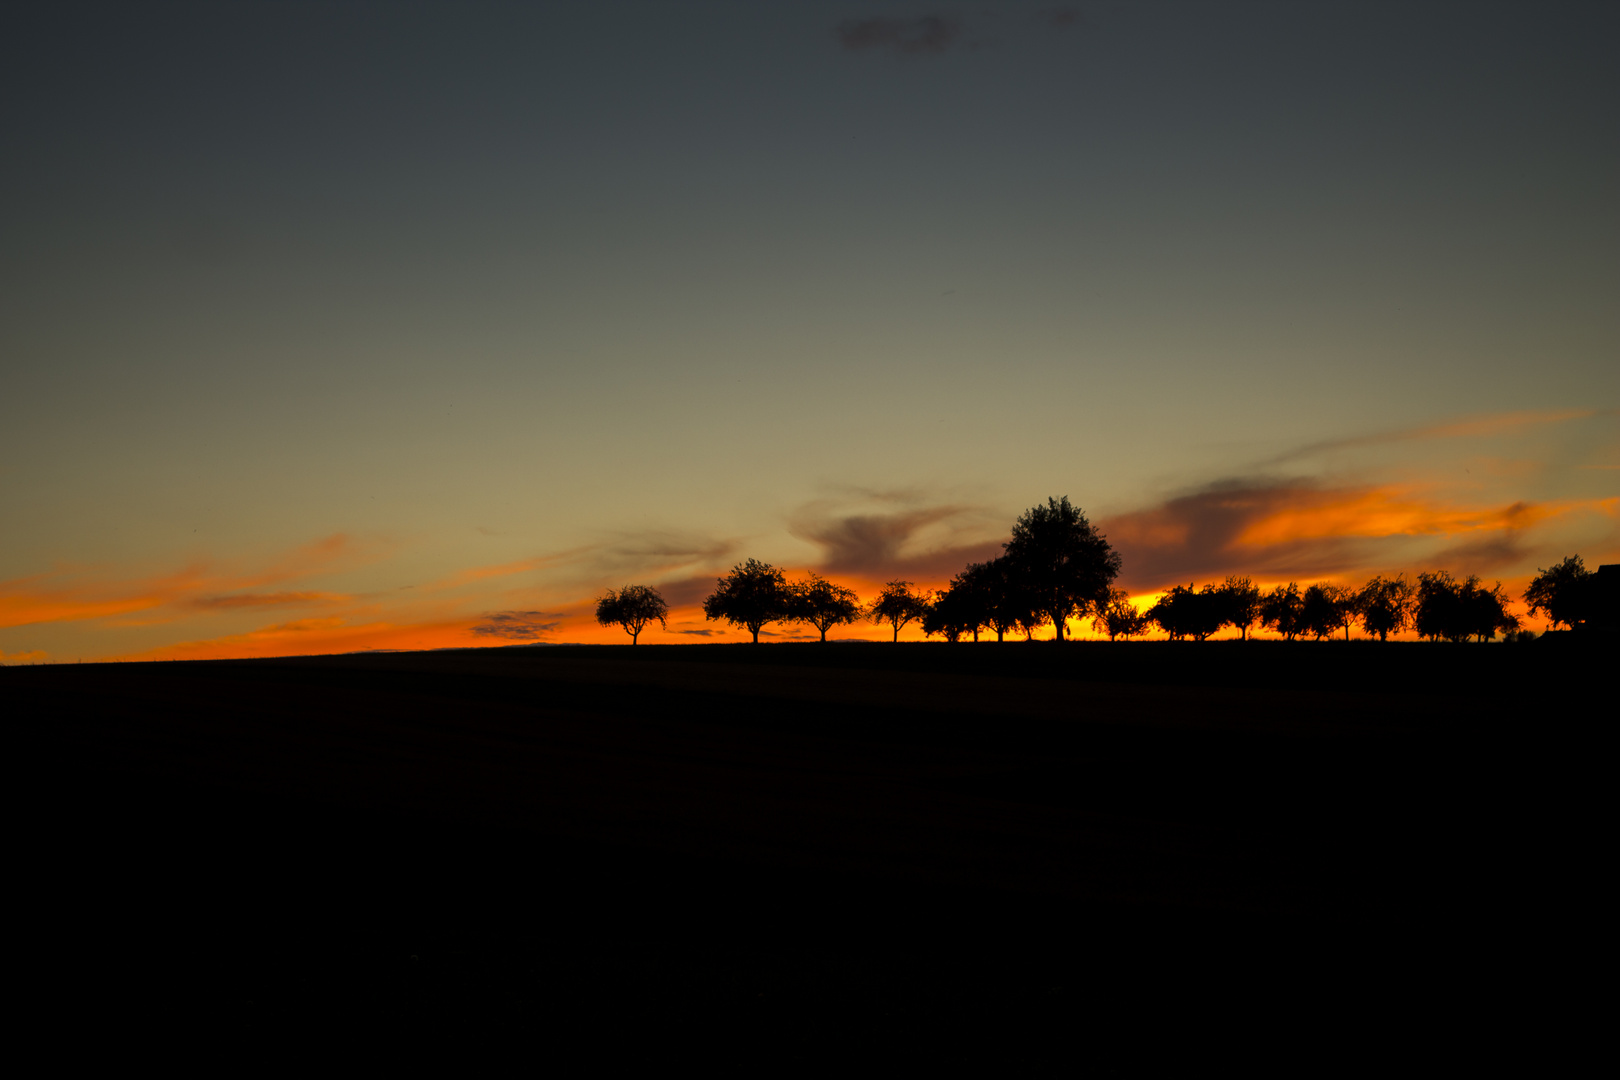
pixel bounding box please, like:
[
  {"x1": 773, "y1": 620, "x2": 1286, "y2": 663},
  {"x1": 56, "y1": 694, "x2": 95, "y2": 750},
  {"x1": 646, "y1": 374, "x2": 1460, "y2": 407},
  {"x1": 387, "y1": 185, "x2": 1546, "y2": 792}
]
[{"x1": 17, "y1": 641, "x2": 1597, "y2": 1064}]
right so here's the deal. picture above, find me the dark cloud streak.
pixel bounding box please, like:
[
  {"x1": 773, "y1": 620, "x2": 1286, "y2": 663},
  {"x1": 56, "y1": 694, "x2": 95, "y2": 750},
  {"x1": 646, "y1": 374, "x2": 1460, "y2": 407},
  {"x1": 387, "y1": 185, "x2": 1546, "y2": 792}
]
[
  {"x1": 835, "y1": 15, "x2": 959, "y2": 55},
  {"x1": 472, "y1": 611, "x2": 562, "y2": 640}
]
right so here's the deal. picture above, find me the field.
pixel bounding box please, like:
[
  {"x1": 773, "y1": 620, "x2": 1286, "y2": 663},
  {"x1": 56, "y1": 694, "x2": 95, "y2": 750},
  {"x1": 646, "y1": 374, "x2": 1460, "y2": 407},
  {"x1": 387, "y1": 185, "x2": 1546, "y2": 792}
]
[{"x1": 17, "y1": 640, "x2": 1591, "y2": 1063}]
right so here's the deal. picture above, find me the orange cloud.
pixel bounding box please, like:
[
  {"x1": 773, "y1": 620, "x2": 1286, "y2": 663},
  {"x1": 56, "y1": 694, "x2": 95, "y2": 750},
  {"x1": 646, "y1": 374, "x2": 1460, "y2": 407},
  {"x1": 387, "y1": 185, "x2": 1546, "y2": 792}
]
[
  {"x1": 1233, "y1": 491, "x2": 1558, "y2": 547},
  {"x1": 185, "y1": 591, "x2": 348, "y2": 611},
  {"x1": 1277, "y1": 407, "x2": 1602, "y2": 463},
  {"x1": 0, "y1": 533, "x2": 381, "y2": 630},
  {"x1": 1103, "y1": 480, "x2": 1610, "y2": 591}
]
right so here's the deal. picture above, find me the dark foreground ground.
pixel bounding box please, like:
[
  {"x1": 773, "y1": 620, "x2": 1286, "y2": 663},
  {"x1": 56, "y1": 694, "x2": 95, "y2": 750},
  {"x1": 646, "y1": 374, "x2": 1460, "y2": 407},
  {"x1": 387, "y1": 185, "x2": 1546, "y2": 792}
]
[{"x1": 15, "y1": 640, "x2": 1603, "y2": 1065}]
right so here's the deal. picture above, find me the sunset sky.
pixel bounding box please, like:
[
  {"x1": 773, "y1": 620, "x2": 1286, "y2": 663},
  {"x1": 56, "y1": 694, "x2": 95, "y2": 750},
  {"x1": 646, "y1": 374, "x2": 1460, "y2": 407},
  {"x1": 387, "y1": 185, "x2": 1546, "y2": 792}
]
[{"x1": 3, "y1": 1, "x2": 1615, "y2": 660}]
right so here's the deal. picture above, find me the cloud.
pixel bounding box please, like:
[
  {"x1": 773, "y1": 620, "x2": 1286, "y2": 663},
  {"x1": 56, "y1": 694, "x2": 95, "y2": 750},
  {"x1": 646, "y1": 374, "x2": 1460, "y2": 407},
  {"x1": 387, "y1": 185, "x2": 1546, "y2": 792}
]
[
  {"x1": 1039, "y1": 7, "x2": 1083, "y2": 28},
  {"x1": 186, "y1": 591, "x2": 345, "y2": 611},
  {"x1": 654, "y1": 573, "x2": 728, "y2": 609},
  {"x1": 0, "y1": 649, "x2": 48, "y2": 664},
  {"x1": 471, "y1": 611, "x2": 563, "y2": 640},
  {"x1": 835, "y1": 15, "x2": 959, "y2": 55},
  {"x1": 431, "y1": 532, "x2": 738, "y2": 596},
  {"x1": 1101, "y1": 478, "x2": 1603, "y2": 589},
  {"x1": 789, "y1": 498, "x2": 1003, "y2": 583},
  {"x1": 0, "y1": 533, "x2": 386, "y2": 630},
  {"x1": 1270, "y1": 408, "x2": 1600, "y2": 466},
  {"x1": 672, "y1": 628, "x2": 722, "y2": 637}
]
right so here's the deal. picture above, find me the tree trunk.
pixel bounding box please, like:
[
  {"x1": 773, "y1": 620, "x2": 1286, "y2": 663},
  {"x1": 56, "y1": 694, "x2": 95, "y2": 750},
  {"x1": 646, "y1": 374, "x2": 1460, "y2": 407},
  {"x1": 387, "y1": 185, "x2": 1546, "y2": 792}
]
[
  {"x1": 891, "y1": 625, "x2": 898, "y2": 642},
  {"x1": 751, "y1": 627, "x2": 760, "y2": 644},
  {"x1": 631, "y1": 628, "x2": 639, "y2": 645},
  {"x1": 819, "y1": 626, "x2": 827, "y2": 642}
]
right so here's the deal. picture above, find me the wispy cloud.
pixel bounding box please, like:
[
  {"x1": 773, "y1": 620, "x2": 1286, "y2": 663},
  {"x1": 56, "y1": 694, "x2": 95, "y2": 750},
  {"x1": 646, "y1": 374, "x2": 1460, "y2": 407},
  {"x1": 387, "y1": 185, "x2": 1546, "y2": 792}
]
[
  {"x1": 788, "y1": 492, "x2": 1003, "y2": 584},
  {"x1": 1103, "y1": 478, "x2": 1609, "y2": 589},
  {"x1": 186, "y1": 590, "x2": 347, "y2": 611},
  {"x1": 1270, "y1": 408, "x2": 1601, "y2": 466},
  {"x1": 470, "y1": 611, "x2": 562, "y2": 640},
  {"x1": 0, "y1": 533, "x2": 381, "y2": 630},
  {"x1": 835, "y1": 15, "x2": 959, "y2": 55}
]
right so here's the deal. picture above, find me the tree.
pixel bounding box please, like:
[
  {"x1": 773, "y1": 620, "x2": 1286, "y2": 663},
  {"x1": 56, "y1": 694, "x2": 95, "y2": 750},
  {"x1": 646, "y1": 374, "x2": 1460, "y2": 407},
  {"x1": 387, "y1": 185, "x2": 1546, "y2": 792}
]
[
  {"x1": 787, "y1": 572, "x2": 863, "y2": 642},
  {"x1": 1459, "y1": 576, "x2": 1520, "y2": 642},
  {"x1": 595, "y1": 584, "x2": 668, "y2": 645},
  {"x1": 1415, "y1": 571, "x2": 1464, "y2": 642},
  {"x1": 1218, "y1": 576, "x2": 1262, "y2": 641},
  {"x1": 1357, "y1": 574, "x2": 1415, "y2": 642},
  {"x1": 1299, "y1": 584, "x2": 1351, "y2": 641},
  {"x1": 923, "y1": 575, "x2": 990, "y2": 643},
  {"x1": 868, "y1": 580, "x2": 932, "y2": 642},
  {"x1": 978, "y1": 557, "x2": 1031, "y2": 643},
  {"x1": 937, "y1": 562, "x2": 996, "y2": 642},
  {"x1": 1149, "y1": 583, "x2": 1225, "y2": 640},
  {"x1": 1092, "y1": 588, "x2": 1150, "y2": 641},
  {"x1": 702, "y1": 558, "x2": 790, "y2": 643},
  {"x1": 1260, "y1": 583, "x2": 1305, "y2": 641},
  {"x1": 1327, "y1": 585, "x2": 1361, "y2": 641},
  {"x1": 1523, "y1": 555, "x2": 1595, "y2": 630},
  {"x1": 1001, "y1": 496, "x2": 1122, "y2": 643}
]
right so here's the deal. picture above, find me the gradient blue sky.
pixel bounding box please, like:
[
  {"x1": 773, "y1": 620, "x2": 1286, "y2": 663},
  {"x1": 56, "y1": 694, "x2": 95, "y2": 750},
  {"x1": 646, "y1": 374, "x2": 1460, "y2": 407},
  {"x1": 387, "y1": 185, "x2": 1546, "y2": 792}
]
[{"x1": 2, "y1": 1, "x2": 1615, "y2": 657}]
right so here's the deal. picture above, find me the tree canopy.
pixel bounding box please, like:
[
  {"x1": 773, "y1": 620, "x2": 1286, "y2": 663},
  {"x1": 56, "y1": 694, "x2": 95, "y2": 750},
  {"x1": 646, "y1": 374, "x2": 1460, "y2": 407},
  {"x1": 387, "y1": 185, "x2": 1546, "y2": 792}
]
[
  {"x1": 788, "y1": 572, "x2": 863, "y2": 642},
  {"x1": 1093, "y1": 588, "x2": 1150, "y2": 641},
  {"x1": 1523, "y1": 555, "x2": 1594, "y2": 630},
  {"x1": 1001, "y1": 496, "x2": 1120, "y2": 642},
  {"x1": 1357, "y1": 574, "x2": 1414, "y2": 641},
  {"x1": 1416, "y1": 571, "x2": 1519, "y2": 642},
  {"x1": 1148, "y1": 584, "x2": 1226, "y2": 641},
  {"x1": 868, "y1": 580, "x2": 932, "y2": 642},
  {"x1": 595, "y1": 584, "x2": 668, "y2": 645},
  {"x1": 702, "y1": 559, "x2": 790, "y2": 643},
  {"x1": 1260, "y1": 583, "x2": 1305, "y2": 641},
  {"x1": 1219, "y1": 576, "x2": 1262, "y2": 641}
]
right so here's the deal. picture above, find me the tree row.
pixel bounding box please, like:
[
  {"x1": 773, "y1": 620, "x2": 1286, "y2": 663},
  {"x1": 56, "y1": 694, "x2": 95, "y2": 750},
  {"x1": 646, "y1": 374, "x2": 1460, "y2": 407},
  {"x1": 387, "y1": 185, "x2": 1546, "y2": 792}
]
[{"x1": 593, "y1": 498, "x2": 1600, "y2": 644}]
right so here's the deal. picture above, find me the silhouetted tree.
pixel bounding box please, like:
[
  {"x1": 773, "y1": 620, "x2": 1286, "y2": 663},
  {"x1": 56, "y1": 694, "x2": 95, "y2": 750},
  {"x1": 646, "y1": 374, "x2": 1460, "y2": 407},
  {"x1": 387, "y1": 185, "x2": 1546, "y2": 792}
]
[
  {"x1": 1523, "y1": 555, "x2": 1595, "y2": 630},
  {"x1": 924, "y1": 577, "x2": 991, "y2": 643},
  {"x1": 940, "y1": 562, "x2": 997, "y2": 642},
  {"x1": 1328, "y1": 585, "x2": 1361, "y2": 640},
  {"x1": 921, "y1": 588, "x2": 963, "y2": 642},
  {"x1": 702, "y1": 558, "x2": 790, "y2": 643},
  {"x1": 1260, "y1": 583, "x2": 1305, "y2": 641},
  {"x1": 1415, "y1": 571, "x2": 1464, "y2": 642},
  {"x1": 1092, "y1": 588, "x2": 1150, "y2": 641},
  {"x1": 1001, "y1": 497, "x2": 1121, "y2": 643},
  {"x1": 1299, "y1": 584, "x2": 1349, "y2": 641},
  {"x1": 1149, "y1": 583, "x2": 1225, "y2": 641},
  {"x1": 1459, "y1": 576, "x2": 1520, "y2": 642},
  {"x1": 788, "y1": 572, "x2": 863, "y2": 642},
  {"x1": 1357, "y1": 574, "x2": 1415, "y2": 641},
  {"x1": 979, "y1": 557, "x2": 1032, "y2": 643},
  {"x1": 595, "y1": 584, "x2": 668, "y2": 645},
  {"x1": 868, "y1": 580, "x2": 932, "y2": 642},
  {"x1": 1218, "y1": 576, "x2": 1262, "y2": 641}
]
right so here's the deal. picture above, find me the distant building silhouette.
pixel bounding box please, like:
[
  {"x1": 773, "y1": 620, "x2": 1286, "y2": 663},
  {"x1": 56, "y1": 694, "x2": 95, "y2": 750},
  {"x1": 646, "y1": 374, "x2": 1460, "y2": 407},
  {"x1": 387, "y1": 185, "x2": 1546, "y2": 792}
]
[{"x1": 1592, "y1": 565, "x2": 1619, "y2": 635}]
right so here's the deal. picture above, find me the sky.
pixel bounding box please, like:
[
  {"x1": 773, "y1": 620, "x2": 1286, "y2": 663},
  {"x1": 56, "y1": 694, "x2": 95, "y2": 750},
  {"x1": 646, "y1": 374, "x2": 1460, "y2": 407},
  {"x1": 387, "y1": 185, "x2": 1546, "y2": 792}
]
[{"x1": 2, "y1": 0, "x2": 1616, "y2": 659}]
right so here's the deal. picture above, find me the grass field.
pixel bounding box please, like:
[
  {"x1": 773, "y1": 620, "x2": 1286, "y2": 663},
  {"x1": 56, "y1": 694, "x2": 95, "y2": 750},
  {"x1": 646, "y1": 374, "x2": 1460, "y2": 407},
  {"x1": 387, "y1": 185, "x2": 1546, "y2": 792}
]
[{"x1": 17, "y1": 640, "x2": 1594, "y2": 1064}]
